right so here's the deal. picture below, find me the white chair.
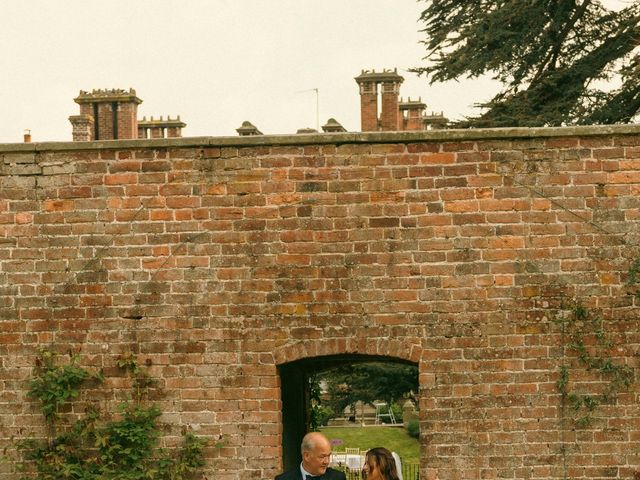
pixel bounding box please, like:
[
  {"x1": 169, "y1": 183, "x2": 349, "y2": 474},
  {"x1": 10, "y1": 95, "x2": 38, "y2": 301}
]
[{"x1": 346, "y1": 455, "x2": 362, "y2": 471}]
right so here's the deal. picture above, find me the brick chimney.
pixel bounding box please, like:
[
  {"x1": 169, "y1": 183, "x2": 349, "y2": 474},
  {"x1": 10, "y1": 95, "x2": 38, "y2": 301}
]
[
  {"x1": 355, "y1": 74, "x2": 378, "y2": 131},
  {"x1": 355, "y1": 69, "x2": 404, "y2": 131},
  {"x1": 71, "y1": 88, "x2": 142, "y2": 141},
  {"x1": 399, "y1": 97, "x2": 426, "y2": 131},
  {"x1": 423, "y1": 111, "x2": 449, "y2": 130},
  {"x1": 69, "y1": 115, "x2": 94, "y2": 142},
  {"x1": 138, "y1": 116, "x2": 186, "y2": 139}
]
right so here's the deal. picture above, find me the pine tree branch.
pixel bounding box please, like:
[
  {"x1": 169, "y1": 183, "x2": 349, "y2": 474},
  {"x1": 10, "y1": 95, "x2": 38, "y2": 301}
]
[{"x1": 530, "y1": 0, "x2": 593, "y2": 87}]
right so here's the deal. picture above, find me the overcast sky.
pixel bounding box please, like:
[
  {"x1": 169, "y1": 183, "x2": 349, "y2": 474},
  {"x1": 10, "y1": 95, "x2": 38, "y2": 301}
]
[{"x1": 0, "y1": 0, "x2": 628, "y2": 143}]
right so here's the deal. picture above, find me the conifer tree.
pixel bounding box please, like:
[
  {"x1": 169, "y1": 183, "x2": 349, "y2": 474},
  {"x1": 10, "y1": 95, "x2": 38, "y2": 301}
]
[{"x1": 413, "y1": 0, "x2": 640, "y2": 127}]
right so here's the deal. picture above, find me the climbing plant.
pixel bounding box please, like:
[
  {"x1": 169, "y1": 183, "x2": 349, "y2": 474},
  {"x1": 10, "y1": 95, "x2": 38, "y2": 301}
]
[
  {"x1": 555, "y1": 255, "x2": 640, "y2": 428},
  {"x1": 26, "y1": 350, "x2": 101, "y2": 426},
  {"x1": 627, "y1": 254, "x2": 640, "y2": 300},
  {"x1": 12, "y1": 349, "x2": 207, "y2": 480},
  {"x1": 556, "y1": 300, "x2": 635, "y2": 428}
]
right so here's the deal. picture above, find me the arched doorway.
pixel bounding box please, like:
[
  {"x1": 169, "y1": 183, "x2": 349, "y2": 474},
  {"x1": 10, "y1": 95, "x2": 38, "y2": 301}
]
[{"x1": 278, "y1": 354, "x2": 419, "y2": 471}]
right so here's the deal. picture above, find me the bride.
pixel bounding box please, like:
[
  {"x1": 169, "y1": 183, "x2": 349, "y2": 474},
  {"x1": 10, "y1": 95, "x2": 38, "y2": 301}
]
[{"x1": 361, "y1": 447, "x2": 402, "y2": 480}]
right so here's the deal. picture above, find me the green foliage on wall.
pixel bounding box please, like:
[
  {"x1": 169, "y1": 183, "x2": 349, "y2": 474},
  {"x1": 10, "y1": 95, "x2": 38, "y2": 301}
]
[
  {"x1": 627, "y1": 255, "x2": 640, "y2": 300},
  {"x1": 12, "y1": 350, "x2": 207, "y2": 480},
  {"x1": 27, "y1": 350, "x2": 102, "y2": 425},
  {"x1": 555, "y1": 256, "x2": 640, "y2": 429},
  {"x1": 556, "y1": 303, "x2": 635, "y2": 428}
]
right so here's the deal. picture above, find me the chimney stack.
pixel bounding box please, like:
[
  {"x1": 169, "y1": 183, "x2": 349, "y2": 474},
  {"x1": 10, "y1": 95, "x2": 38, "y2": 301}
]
[
  {"x1": 23, "y1": 129, "x2": 31, "y2": 143},
  {"x1": 138, "y1": 115, "x2": 186, "y2": 139},
  {"x1": 71, "y1": 88, "x2": 142, "y2": 141},
  {"x1": 399, "y1": 97, "x2": 427, "y2": 131},
  {"x1": 69, "y1": 115, "x2": 94, "y2": 141},
  {"x1": 355, "y1": 74, "x2": 378, "y2": 131},
  {"x1": 355, "y1": 69, "x2": 404, "y2": 131}
]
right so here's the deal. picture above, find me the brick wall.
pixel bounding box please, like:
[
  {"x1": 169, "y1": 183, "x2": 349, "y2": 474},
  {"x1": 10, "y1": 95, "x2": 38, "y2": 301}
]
[{"x1": 1, "y1": 125, "x2": 640, "y2": 480}]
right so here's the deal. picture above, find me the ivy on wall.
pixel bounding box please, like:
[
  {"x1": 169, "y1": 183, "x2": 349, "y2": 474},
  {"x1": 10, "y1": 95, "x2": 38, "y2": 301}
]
[
  {"x1": 556, "y1": 304, "x2": 634, "y2": 428},
  {"x1": 628, "y1": 255, "x2": 640, "y2": 301},
  {"x1": 555, "y1": 255, "x2": 639, "y2": 429},
  {"x1": 10, "y1": 350, "x2": 206, "y2": 480}
]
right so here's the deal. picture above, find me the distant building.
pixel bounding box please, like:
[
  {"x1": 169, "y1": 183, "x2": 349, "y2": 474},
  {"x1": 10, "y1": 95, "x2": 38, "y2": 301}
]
[
  {"x1": 321, "y1": 118, "x2": 347, "y2": 133},
  {"x1": 355, "y1": 68, "x2": 448, "y2": 131},
  {"x1": 68, "y1": 69, "x2": 446, "y2": 141},
  {"x1": 69, "y1": 88, "x2": 184, "y2": 141},
  {"x1": 138, "y1": 116, "x2": 186, "y2": 139},
  {"x1": 236, "y1": 121, "x2": 263, "y2": 136}
]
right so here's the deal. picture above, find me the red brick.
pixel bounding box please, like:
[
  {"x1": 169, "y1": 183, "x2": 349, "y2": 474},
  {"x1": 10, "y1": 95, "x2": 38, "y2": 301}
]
[
  {"x1": 58, "y1": 186, "x2": 92, "y2": 199},
  {"x1": 104, "y1": 172, "x2": 137, "y2": 185},
  {"x1": 420, "y1": 152, "x2": 456, "y2": 164},
  {"x1": 608, "y1": 171, "x2": 640, "y2": 184},
  {"x1": 442, "y1": 141, "x2": 475, "y2": 152},
  {"x1": 2, "y1": 131, "x2": 640, "y2": 480},
  {"x1": 580, "y1": 136, "x2": 614, "y2": 147},
  {"x1": 371, "y1": 143, "x2": 406, "y2": 154},
  {"x1": 43, "y1": 199, "x2": 74, "y2": 212},
  {"x1": 444, "y1": 200, "x2": 478, "y2": 213},
  {"x1": 546, "y1": 137, "x2": 579, "y2": 148},
  {"x1": 109, "y1": 160, "x2": 141, "y2": 172},
  {"x1": 488, "y1": 236, "x2": 525, "y2": 249},
  {"x1": 141, "y1": 160, "x2": 171, "y2": 172},
  {"x1": 407, "y1": 143, "x2": 439, "y2": 153},
  {"x1": 165, "y1": 196, "x2": 200, "y2": 209}
]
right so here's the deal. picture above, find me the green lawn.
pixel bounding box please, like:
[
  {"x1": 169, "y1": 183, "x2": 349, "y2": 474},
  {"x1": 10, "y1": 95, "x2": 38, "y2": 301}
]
[{"x1": 321, "y1": 426, "x2": 420, "y2": 464}]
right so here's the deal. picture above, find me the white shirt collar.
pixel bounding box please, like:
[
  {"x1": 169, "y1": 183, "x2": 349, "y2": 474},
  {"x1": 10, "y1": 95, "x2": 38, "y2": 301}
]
[{"x1": 300, "y1": 463, "x2": 314, "y2": 479}]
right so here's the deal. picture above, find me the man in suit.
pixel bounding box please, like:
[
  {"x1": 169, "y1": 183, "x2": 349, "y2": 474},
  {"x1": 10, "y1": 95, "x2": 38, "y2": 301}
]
[{"x1": 275, "y1": 432, "x2": 346, "y2": 480}]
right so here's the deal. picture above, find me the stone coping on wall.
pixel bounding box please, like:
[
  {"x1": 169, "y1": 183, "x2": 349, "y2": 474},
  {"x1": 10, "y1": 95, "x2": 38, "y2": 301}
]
[{"x1": 2, "y1": 123, "x2": 640, "y2": 153}]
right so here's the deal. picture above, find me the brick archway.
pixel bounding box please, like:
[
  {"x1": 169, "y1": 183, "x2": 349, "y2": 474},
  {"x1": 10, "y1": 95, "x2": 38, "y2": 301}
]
[
  {"x1": 276, "y1": 340, "x2": 422, "y2": 472},
  {"x1": 272, "y1": 337, "x2": 424, "y2": 367}
]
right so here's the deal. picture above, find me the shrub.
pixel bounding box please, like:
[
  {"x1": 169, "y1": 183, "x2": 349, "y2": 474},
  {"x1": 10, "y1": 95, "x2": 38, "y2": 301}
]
[
  {"x1": 406, "y1": 420, "x2": 420, "y2": 439},
  {"x1": 12, "y1": 350, "x2": 207, "y2": 480},
  {"x1": 315, "y1": 405, "x2": 335, "y2": 427}
]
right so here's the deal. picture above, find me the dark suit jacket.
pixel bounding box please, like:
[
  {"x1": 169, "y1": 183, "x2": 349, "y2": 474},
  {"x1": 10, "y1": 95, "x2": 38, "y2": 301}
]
[{"x1": 275, "y1": 467, "x2": 346, "y2": 480}]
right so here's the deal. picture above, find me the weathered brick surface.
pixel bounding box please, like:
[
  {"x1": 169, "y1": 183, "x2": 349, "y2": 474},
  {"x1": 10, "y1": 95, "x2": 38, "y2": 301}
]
[{"x1": 1, "y1": 126, "x2": 640, "y2": 480}]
